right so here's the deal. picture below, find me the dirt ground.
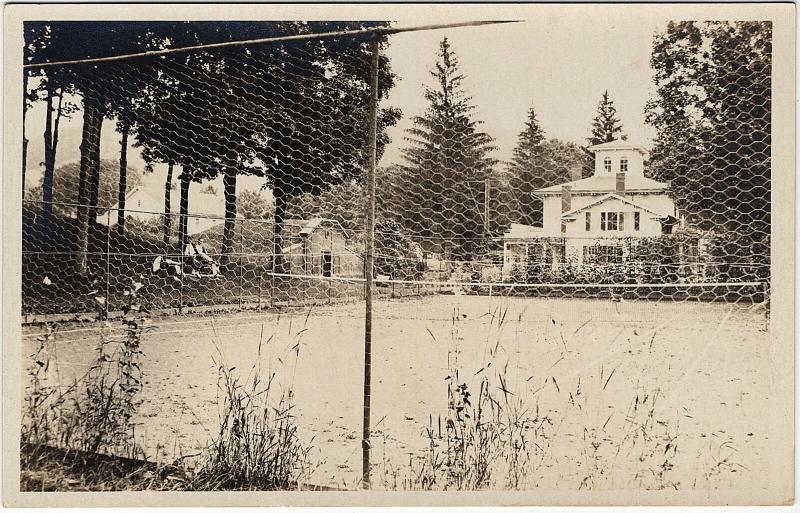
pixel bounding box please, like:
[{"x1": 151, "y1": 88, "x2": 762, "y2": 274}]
[{"x1": 22, "y1": 294, "x2": 770, "y2": 491}]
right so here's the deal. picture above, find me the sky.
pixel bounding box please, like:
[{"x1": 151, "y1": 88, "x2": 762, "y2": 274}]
[{"x1": 23, "y1": 15, "x2": 666, "y2": 199}]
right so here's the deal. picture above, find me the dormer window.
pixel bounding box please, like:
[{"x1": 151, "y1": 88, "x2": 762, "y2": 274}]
[
  {"x1": 603, "y1": 157, "x2": 612, "y2": 173},
  {"x1": 620, "y1": 157, "x2": 628, "y2": 173}
]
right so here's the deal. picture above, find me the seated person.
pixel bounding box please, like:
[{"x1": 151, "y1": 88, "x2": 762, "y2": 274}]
[
  {"x1": 152, "y1": 254, "x2": 183, "y2": 279},
  {"x1": 184, "y1": 236, "x2": 220, "y2": 277}
]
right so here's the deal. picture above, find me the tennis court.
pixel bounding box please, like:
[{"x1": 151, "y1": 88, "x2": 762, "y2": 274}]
[{"x1": 23, "y1": 292, "x2": 770, "y2": 489}]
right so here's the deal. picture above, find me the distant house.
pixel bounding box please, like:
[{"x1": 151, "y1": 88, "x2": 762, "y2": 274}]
[
  {"x1": 98, "y1": 186, "x2": 243, "y2": 236},
  {"x1": 503, "y1": 141, "x2": 680, "y2": 276},
  {"x1": 282, "y1": 218, "x2": 363, "y2": 278}
]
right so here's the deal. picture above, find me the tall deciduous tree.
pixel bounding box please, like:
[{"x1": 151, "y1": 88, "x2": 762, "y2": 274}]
[
  {"x1": 395, "y1": 37, "x2": 498, "y2": 258},
  {"x1": 25, "y1": 22, "x2": 161, "y2": 271},
  {"x1": 23, "y1": 25, "x2": 78, "y2": 225},
  {"x1": 645, "y1": 21, "x2": 771, "y2": 242}
]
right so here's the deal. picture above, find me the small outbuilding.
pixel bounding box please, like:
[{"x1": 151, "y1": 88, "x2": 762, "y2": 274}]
[{"x1": 282, "y1": 218, "x2": 363, "y2": 278}]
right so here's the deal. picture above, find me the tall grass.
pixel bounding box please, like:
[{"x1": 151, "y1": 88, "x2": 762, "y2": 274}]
[
  {"x1": 22, "y1": 285, "x2": 314, "y2": 491},
  {"x1": 22, "y1": 280, "x2": 149, "y2": 460},
  {"x1": 191, "y1": 318, "x2": 313, "y2": 490},
  {"x1": 392, "y1": 304, "x2": 557, "y2": 490},
  {"x1": 386, "y1": 299, "x2": 744, "y2": 491}
]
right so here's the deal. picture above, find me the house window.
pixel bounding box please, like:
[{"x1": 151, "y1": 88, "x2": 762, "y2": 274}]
[
  {"x1": 620, "y1": 157, "x2": 628, "y2": 173},
  {"x1": 585, "y1": 212, "x2": 591, "y2": 231},
  {"x1": 601, "y1": 211, "x2": 630, "y2": 231},
  {"x1": 600, "y1": 212, "x2": 619, "y2": 231},
  {"x1": 634, "y1": 212, "x2": 640, "y2": 231},
  {"x1": 603, "y1": 157, "x2": 612, "y2": 173},
  {"x1": 583, "y1": 245, "x2": 624, "y2": 265}
]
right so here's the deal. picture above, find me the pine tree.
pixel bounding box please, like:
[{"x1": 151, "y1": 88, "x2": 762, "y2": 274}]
[
  {"x1": 396, "y1": 37, "x2": 497, "y2": 259},
  {"x1": 506, "y1": 106, "x2": 546, "y2": 226},
  {"x1": 510, "y1": 106, "x2": 546, "y2": 165},
  {"x1": 588, "y1": 90, "x2": 625, "y2": 145}
]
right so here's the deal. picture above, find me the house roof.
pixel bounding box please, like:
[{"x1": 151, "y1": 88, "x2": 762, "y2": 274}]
[
  {"x1": 503, "y1": 223, "x2": 543, "y2": 240},
  {"x1": 588, "y1": 140, "x2": 648, "y2": 154},
  {"x1": 560, "y1": 193, "x2": 673, "y2": 219},
  {"x1": 534, "y1": 174, "x2": 668, "y2": 194},
  {"x1": 286, "y1": 217, "x2": 349, "y2": 238}
]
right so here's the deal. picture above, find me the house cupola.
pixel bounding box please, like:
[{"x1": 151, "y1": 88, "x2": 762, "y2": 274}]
[{"x1": 587, "y1": 140, "x2": 648, "y2": 178}]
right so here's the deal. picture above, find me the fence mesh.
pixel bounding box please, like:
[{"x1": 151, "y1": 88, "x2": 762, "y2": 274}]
[
  {"x1": 20, "y1": 20, "x2": 772, "y2": 490},
  {"x1": 21, "y1": 21, "x2": 771, "y2": 321}
]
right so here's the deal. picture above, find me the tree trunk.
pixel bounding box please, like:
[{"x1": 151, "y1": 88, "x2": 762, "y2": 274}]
[
  {"x1": 22, "y1": 72, "x2": 28, "y2": 200},
  {"x1": 42, "y1": 88, "x2": 64, "y2": 225},
  {"x1": 163, "y1": 162, "x2": 174, "y2": 246},
  {"x1": 76, "y1": 96, "x2": 98, "y2": 273},
  {"x1": 178, "y1": 173, "x2": 190, "y2": 250},
  {"x1": 220, "y1": 167, "x2": 237, "y2": 267},
  {"x1": 76, "y1": 95, "x2": 103, "y2": 273},
  {"x1": 42, "y1": 82, "x2": 55, "y2": 223},
  {"x1": 87, "y1": 108, "x2": 103, "y2": 228},
  {"x1": 116, "y1": 123, "x2": 129, "y2": 235},
  {"x1": 272, "y1": 183, "x2": 287, "y2": 273}
]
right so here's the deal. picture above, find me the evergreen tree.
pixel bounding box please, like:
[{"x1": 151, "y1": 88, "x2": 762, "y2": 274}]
[
  {"x1": 395, "y1": 37, "x2": 498, "y2": 259},
  {"x1": 588, "y1": 90, "x2": 625, "y2": 145},
  {"x1": 506, "y1": 106, "x2": 545, "y2": 226},
  {"x1": 503, "y1": 133, "x2": 586, "y2": 227}
]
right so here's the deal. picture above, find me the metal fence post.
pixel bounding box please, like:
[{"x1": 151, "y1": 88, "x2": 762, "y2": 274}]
[
  {"x1": 361, "y1": 38, "x2": 379, "y2": 490},
  {"x1": 104, "y1": 209, "x2": 111, "y2": 320},
  {"x1": 179, "y1": 214, "x2": 184, "y2": 314},
  {"x1": 239, "y1": 221, "x2": 245, "y2": 310},
  {"x1": 257, "y1": 272, "x2": 262, "y2": 311}
]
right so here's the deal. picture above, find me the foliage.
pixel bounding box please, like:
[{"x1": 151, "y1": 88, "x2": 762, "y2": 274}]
[
  {"x1": 193, "y1": 321, "x2": 313, "y2": 490},
  {"x1": 195, "y1": 363, "x2": 311, "y2": 490},
  {"x1": 393, "y1": 37, "x2": 499, "y2": 259},
  {"x1": 24, "y1": 22, "x2": 401, "y2": 270},
  {"x1": 391, "y1": 306, "x2": 556, "y2": 490},
  {"x1": 583, "y1": 90, "x2": 626, "y2": 179},
  {"x1": 373, "y1": 219, "x2": 424, "y2": 280},
  {"x1": 588, "y1": 90, "x2": 625, "y2": 145},
  {"x1": 27, "y1": 159, "x2": 143, "y2": 218},
  {"x1": 287, "y1": 179, "x2": 365, "y2": 233},
  {"x1": 645, "y1": 21, "x2": 771, "y2": 242},
  {"x1": 22, "y1": 280, "x2": 149, "y2": 461},
  {"x1": 237, "y1": 189, "x2": 274, "y2": 220},
  {"x1": 502, "y1": 138, "x2": 587, "y2": 227}
]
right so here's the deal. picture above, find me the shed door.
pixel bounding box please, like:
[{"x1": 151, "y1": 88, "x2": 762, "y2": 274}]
[{"x1": 322, "y1": 251, "x2": 333, "y2": 277}]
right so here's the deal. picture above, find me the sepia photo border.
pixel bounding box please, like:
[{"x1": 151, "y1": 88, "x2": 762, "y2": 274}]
[{"x1": 2, "y1": 2, "x2": 795, "y2": 507}]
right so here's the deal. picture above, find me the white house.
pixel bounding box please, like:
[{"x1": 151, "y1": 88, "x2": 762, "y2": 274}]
[
  {"x1": 99, "y1": 185, "x2": 243, "y2": 235},
  {"x1": 503, "y1": 140, "x2": 679, "y2": 275}
]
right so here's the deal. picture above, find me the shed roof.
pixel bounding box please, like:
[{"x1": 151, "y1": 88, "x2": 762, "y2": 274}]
[{"x1": 285, "y1": 217, "x2": 349, "y2": 238}]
